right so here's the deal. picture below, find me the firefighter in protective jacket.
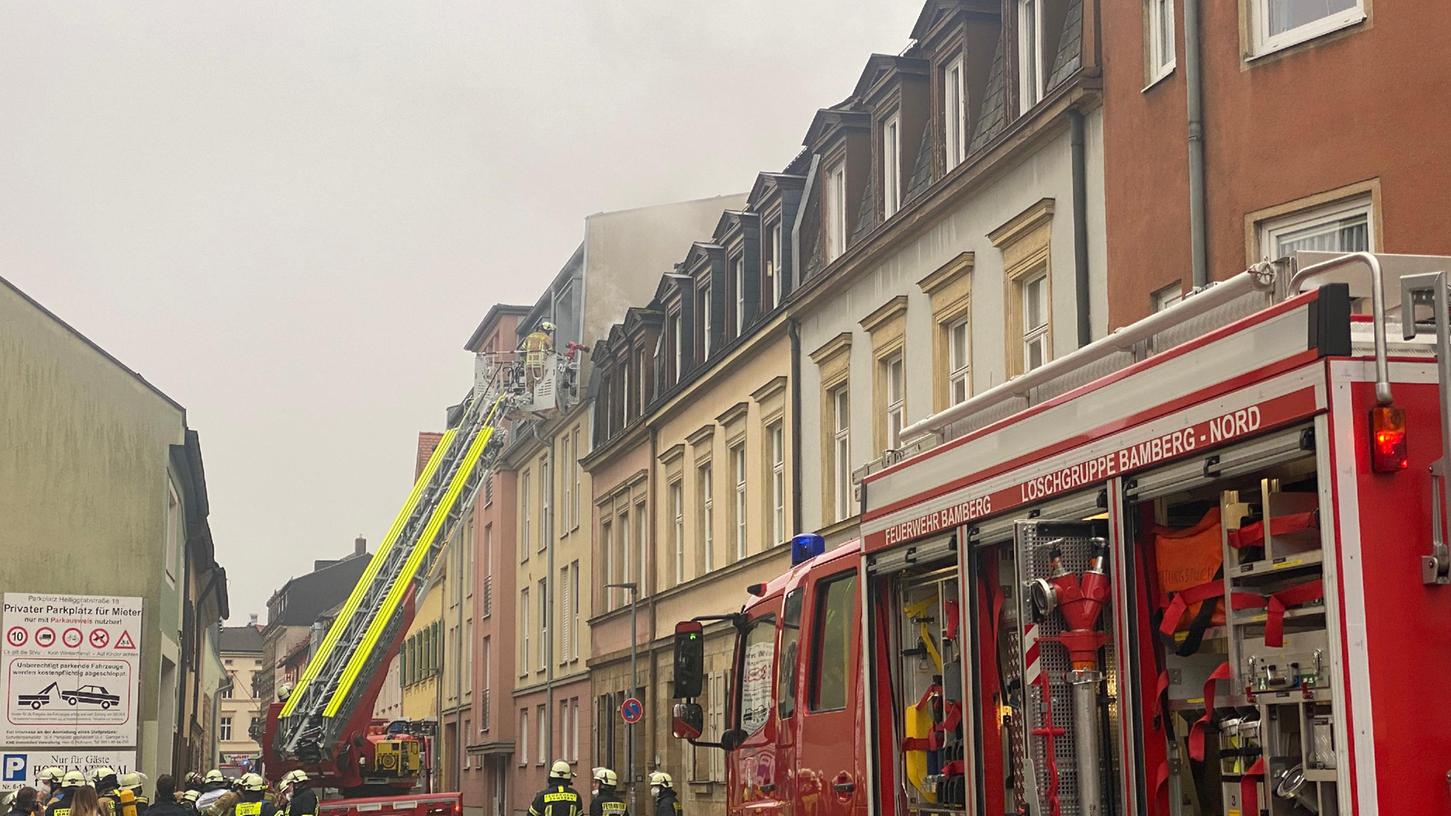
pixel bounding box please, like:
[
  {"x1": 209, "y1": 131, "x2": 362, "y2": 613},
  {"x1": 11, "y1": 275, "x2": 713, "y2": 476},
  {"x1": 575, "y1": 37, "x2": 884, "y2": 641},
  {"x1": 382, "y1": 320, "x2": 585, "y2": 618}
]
[
  {"x1": 588, "y1": 768, "x2": 627, "y2": 816},
  {"x1": 229, "y1": 775, "x2": 275, "y2": 816},
  {"x1": 529, "y1": 761, "x2": 582, "y2": 816},
  {"x1": 648, "y1": 773, "x2": 680, "y2": 816}
]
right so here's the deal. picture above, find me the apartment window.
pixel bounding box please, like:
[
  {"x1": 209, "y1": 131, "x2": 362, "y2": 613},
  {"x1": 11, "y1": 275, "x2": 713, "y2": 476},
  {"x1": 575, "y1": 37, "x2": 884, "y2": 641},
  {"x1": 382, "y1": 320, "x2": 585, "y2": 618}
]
[
  {"x1": 220, "y1": 716, "x2": 232, "y2": 741},
  {"x1": 732, "y1": 443, "x2": 748, "y2": 560},
  {"x1": 519, "y1": 588, "x2": 529, "y2": 677},
  {"x1": 635, "y1": 504, "x2": 648, "y2": 595},
  {"x1": 698, "y1": 282, "x2": 712, "y2": 359},
  {"x1": 1022, "y1": 272, "x2": 1050, "y2": 371},
  {"x1": 618, "y1": 508, "x2": 631, "y2": 610},
  {"x1": 882, "y1": 112, "x2": 902, "y2": 218},
  {"x1": 733, "y1": 256, "x2": 747, "y2": 335},
  {"x1": 671, "y1": 480, "x2": 685, "y2": 585},
  {"x1": 520, "y1": 470, "x2": 532, "y2": 561},
  {"x1": 824, "y1": 163, "x2": 848, "y2": 263},
  {"x1": 943, "y1": 55, "x2": 967, "y2": 171},
  {"x1": 572, "y1": 428, "x2": 582, "y2": 528},
  {"x1": 1145, "y1": 0, "x2": 1176, "y2": 84},
  {"x1": 1260, "y1": 196, "x2": 1372, "y2": 259},
  {"x1": 569, "y1": 699, "x2": 580, "y2": 762},
  {"x1": 560, "y1": 434, "x2": 572, "y2": 528},
  {"x1": 536, "y1": 705, "x2": 547, "y2": 765},
  {"x1": 538, "y1": 455, "x2": 550, "y2": 550},
  {"x1": 519, "y1": 710, "x2": 529, "y2": 766},
  {"x1": 1152, "y1": 283, "x2": 1184, "y2": 312},
  {"x1": 1018, "y1": 0, "x2": 1043, "y2": 111},
  {"x1": 1250, "y1": 0, "x2": 1364, "y2": 57},
  {"x1": 671, "y1": 314, "x2": 683, "y2": 383},
  {"x1": 483, "y1": 525, "x2": 494, "y2": 617},
  {"x1": 537, "y1": 578, "x2": 548, "y2": 671},
  {"x1": 698, "y1": 463, "x2": 714, "y2": 572},
  {"x1": 769, "y1": 422, "x2": 785, "y2": 545},
  {"x1": 832, "y1": 387, "x2": 851, "y2": 522},
  {"x1": 571, "y1": 560, "x2": 580, "y2": 660},
  {"x1": 942, "y1": 318, "x2": 970, "y2": 406},
  {"x1": 600, "y1": 519, "x2": 612, "y2": 610},
  {"x1": 559, "y1": 564, "x2": 571, "y2": 666},
  {"x1": 481, "y1": 636, "x2": 492, "y2": 731},
  {"x1": 764, "y1": 221, "x2": 783, "y2": 311},
  {"x1": 884, "y1": 354, "x2": 906, "y2": 450}
]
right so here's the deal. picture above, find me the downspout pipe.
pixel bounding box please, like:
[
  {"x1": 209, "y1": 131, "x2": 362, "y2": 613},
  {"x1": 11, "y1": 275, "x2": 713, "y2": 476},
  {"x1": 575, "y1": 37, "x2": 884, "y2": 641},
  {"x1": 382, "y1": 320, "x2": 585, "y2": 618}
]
[
  {"x1": 1070, "y1": 109, "x2": 1092, "y2": 347},
  {"x1": 1185, "y1": 0, "x2": 1208, "y2": 288},
  {"x1": 788, "y1": 319, "x2": 803, "y2": 535}
]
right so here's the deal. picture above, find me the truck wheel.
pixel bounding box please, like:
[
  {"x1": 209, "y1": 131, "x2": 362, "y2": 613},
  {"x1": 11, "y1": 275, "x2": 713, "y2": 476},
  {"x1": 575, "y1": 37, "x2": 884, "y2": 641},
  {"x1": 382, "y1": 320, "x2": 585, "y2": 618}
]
[{"x1": 30, "y1": 700, "x2": 42, "y2": 710}]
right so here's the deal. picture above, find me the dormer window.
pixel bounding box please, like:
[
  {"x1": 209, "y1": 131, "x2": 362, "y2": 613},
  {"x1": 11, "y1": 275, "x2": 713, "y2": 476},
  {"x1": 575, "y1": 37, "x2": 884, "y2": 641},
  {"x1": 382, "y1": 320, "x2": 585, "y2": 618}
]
[
  {"x1": 768, "y1": 222, "x2": 784, "y2": 310},
  {"x1": 696, "y1": 281, "x2": 712, "y2": 360},
  {"x1": 824, "y1": 162, "x2": 848, "y2": 263},
  {"x1": 732, "y1": 256, "x2": 746, "y2": 336},
  {"x1": 943, "y1": 54, "x2": 967, "y2": 170},
  {"x1": 883, "y1": 112, "x2": 902, "y2": 218},
  {"x1": 666, "y1": 312, "x2": 682, "y2": 385},
  {"x1": 1019, "y1": 0, "x2": 1044, "y2": 111}
]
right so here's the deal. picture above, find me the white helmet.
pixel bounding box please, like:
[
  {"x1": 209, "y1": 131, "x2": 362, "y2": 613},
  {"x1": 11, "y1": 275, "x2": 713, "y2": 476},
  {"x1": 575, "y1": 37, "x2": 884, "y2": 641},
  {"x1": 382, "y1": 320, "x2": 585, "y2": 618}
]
[
  {"x1": 181, "y1": 791, "x2": 199, "y2": 804},
  {"x1": 548, "y1": 760, "x2": 573, "y2": 781},
  {"x1": 591, "y1": 767, "x2": 618, "y2": 788},
  {"x1": 40, "y1": 767, "x2": 65, "y2": 785},
  {"x1": 240, "y1": 773, "x2": 267, "y2": 793},
  {"x1": 61, "y1": 771, "x2": 86, "y2": 789},
  {"x1": 120, "y1": 772, "x2": 145, "y2": 792},
  {"x1": 649, "y1": 771, "x2": 673, "y2": 789},
  {"x1": 540, "y1": 322, "x2": 556, "y2": 333},
  {"x1": 91, "y1": 767, "x2": 117, "y2": 786}
]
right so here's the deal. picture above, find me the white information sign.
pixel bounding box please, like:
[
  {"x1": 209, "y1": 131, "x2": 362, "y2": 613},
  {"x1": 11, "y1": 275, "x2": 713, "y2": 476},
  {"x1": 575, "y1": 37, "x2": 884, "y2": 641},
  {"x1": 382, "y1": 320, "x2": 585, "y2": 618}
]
[
  {"x1": 0, "y1": 750, "x2": 138, "y2": 785},
  {"x1": 1, "y1": 594, "x2": 143, "y2": 748}
]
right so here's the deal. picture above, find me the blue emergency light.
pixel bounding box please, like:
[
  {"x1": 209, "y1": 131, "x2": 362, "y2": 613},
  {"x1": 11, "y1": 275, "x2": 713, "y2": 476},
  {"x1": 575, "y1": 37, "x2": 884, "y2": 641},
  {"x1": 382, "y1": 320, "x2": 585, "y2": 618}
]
[{"x1": 790, "y1": 533, "x2": 826, "y2": 566}]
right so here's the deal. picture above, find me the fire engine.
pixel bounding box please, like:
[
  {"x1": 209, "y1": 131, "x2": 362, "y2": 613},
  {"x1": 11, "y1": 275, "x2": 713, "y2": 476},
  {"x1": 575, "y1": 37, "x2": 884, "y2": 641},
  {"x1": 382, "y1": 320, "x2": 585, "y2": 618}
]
[
  {"x1": 259, "y1": 340, "x2": 581, "y2": 816},
  {"x1": 670, "y1": 252, "x2": 1451, "y2": 815}
]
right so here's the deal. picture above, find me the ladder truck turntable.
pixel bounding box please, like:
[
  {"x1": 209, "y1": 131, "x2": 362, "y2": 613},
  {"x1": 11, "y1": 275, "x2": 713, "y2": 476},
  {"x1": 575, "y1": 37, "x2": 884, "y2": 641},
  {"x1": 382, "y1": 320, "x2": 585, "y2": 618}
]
[
  {"x1": 261, "y1": 344, "x2": 582, "y2": 816},
  {"x1": 669, "y1": 252, "x2": 1451, "y2": 816}
]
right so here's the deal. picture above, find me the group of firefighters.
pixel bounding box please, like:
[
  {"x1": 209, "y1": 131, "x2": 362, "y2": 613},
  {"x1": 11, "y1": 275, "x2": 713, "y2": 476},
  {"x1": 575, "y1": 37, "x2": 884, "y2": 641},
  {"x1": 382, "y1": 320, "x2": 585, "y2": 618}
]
[
  {"x1": 3, "y1": 767, "x2": 317, "y2": 816},
  {"x1": 527, "y1": 763, "x2": 679, "y2": 816}
]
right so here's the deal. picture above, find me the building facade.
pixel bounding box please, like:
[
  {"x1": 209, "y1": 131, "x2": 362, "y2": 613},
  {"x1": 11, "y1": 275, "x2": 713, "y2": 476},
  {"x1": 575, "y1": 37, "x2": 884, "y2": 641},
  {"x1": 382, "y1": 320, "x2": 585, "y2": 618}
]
[
  {"x1": 258, "y1": 541, "x2": 370, "y2": 704},
  {"x1": 218, "y1": 624, "x2": 266, "y2": 772},
  {"x1": 1101, "y1": 0, "x2": 1451, "y2": 323},
  {"x1": 0, "y1": 276, "x2": 229, "y2": 782}
]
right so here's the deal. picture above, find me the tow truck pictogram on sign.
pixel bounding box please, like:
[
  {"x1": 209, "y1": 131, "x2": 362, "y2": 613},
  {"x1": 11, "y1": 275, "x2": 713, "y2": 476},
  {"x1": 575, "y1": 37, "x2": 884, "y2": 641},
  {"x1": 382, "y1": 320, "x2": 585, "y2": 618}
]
[{"x1": 34, "y1": 628, "x2": 55, "y2": 648}]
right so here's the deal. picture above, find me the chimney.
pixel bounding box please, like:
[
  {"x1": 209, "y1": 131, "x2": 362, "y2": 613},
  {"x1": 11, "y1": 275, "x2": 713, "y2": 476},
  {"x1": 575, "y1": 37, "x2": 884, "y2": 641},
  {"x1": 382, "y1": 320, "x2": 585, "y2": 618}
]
[
  {"x1": 355, "y1": 535, "x2": 367, "y2": 556},
  {"x1": 248, "y1": 613, "x2": 259, "y2": 627}
]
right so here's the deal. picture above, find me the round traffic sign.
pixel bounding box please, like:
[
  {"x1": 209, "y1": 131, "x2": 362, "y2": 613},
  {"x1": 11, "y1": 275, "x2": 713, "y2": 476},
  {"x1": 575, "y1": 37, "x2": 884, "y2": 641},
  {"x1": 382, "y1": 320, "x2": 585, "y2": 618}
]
[
  {"x1": 62, "y1": 628, "x2": 83, "y2": 648},
  {"x1": 5, "y1": 626, "x2": 26, "y2": 648},
  {"x1": 89, "y1": 628, "x2": 110, "y2": 649},
  {"x1": 35, "y1": 627, "x2": 56, "y2": 648},
  {"x1": 620, "y1": 697, "x2": 644, "y2": 725}
]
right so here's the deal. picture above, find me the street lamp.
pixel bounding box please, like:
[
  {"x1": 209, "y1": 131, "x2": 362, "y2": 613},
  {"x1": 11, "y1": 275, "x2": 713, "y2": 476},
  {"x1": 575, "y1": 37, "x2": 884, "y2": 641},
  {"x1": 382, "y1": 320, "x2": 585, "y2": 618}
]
[{"x1": 603, "y1": 582, "x2": 639, "y2": 814}]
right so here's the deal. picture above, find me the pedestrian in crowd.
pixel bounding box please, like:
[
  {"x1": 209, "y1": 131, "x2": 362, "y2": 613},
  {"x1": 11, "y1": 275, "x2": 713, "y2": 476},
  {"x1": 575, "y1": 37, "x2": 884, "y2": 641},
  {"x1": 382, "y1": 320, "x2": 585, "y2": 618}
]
[
  {"x1": 194, "y1": 774, "x2": 227, "y2": 816},
  {"x1": 89, "y1": 771, "x2": 118, "y2": 812},
  {"x1": 278, "y1": 772, "x2": 315, "y2": 816},
  {"x1": 225, "y1": 775, "x2": 273, "y2": 816},
  {"x1": 527, "y1": 761, "x2": 581, "y2": 816},
  {"x1": 6, "y1": 787, "x2": 41, "y2": 816},
  {"x1": 43, "y1": 772, "x2": 86, "y2": 816},
  {"x1": 118, "y1": 774, "x2": 148, "y2": 815},
  {"x1": 37, "y1": 770, "x2": 64, "y2": 806},
  {"x1": 200, "y1": 790, "x2": 235, "y2": 816},
  {"x1": 67, "y1": 787, "x2": 111, "y2": 816},
  {"x1": 588, "y1": 768, "x2": 627, "y2": 816},
  {"x1": 143, "y1": 778, "x2": 185, "y2": 816},
  {"x1": 178, "y1": 792, "x2": 198, "y2": 816},
  {"x1": 647, "y1": 773, "x2": 679, "y2": 816}
]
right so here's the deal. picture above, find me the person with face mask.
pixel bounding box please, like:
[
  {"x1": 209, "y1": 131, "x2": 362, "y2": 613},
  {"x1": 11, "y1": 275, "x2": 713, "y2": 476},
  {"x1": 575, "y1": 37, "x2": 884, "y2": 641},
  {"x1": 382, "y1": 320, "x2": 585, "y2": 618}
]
[
  {"x1": 646, "y1": 773, "x2": 679, "y2": 816},
  {"x1": 587, "y1": 769, "x2": 626, "y2": 816}
]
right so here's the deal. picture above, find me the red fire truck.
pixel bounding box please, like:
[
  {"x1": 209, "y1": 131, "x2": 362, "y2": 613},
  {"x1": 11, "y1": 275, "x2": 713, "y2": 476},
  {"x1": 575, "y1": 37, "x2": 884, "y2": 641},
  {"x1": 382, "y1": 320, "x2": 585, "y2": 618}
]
[{"x1": 671, "y1": 252, "x2": 1451, "y2": 816}]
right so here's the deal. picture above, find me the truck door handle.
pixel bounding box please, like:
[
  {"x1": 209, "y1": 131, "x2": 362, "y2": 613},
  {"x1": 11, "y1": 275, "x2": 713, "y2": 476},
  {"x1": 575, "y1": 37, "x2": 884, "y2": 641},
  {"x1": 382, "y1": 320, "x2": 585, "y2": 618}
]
[{"x1": 832, "y1": 773, "x2": 856, "y2": 795}]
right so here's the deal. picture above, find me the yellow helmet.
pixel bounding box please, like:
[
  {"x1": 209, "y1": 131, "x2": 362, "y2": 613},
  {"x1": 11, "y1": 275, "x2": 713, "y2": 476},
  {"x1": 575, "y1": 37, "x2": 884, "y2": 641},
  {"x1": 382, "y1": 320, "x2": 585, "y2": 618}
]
[
  {"x1": 281, "y1": 770, "x2": 309, "y2": 787},
  {"x1": 203, "y1": 770, "x2": 224, "y2": 785},
  {"x1": 120, "y1": 772, "x2": 145, "y2": 791},
  {"x1": 240, "y1": 773, "x2": 266, "y2": 793},
  {"x1": 591, "y1": 767, "x2": 618, "y2": 788},
  {"x1": 181, "y1": 791, "x2": 199, "y2": 804},
  {"x1": 649, "y1": 771, "x2": 673, "y2": 789}
]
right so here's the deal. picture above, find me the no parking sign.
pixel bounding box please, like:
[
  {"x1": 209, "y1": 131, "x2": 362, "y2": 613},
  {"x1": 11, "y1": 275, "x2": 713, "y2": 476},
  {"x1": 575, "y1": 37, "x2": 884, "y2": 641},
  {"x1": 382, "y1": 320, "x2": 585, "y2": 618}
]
[{"x1": 619, "y1": 697, "x2": 643, "y2": 725}]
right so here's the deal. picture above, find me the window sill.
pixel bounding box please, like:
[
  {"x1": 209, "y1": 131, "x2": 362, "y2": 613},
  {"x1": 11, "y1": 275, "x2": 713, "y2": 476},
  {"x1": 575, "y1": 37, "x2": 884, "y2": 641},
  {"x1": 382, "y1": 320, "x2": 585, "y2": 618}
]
[
  {"x1": 1142, "y1": 63, "x2": 1175, "y2": 93},
  {"x1": 1248, "y1": 10, "x2": 1366, "y2": 61}
]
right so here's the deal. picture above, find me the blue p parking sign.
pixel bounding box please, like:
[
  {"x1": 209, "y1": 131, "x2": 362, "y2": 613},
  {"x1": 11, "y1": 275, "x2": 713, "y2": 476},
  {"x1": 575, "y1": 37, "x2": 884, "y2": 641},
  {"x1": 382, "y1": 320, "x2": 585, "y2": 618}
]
[{"x1": 2, "y1": 753, "x2": 27, "y2": 784}]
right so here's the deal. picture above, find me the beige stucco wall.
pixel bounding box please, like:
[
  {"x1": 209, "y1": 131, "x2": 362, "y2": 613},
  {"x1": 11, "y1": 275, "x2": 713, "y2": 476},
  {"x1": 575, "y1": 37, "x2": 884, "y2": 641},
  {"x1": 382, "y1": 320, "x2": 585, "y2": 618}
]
[{"x1": 219, "y1": 652, "x2": 265, "y2": 759}]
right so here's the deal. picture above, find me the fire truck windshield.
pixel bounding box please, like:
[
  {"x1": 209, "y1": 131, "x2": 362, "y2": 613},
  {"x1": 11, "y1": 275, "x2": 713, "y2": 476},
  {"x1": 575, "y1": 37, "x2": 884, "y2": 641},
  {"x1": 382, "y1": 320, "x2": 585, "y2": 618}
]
[{"x1": 738, "y1": 615, "x2": 777, "y2": 735}]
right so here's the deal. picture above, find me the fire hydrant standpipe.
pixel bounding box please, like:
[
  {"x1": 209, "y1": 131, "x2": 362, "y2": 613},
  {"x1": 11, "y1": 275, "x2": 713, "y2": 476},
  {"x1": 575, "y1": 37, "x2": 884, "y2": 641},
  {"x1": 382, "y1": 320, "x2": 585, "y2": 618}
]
[{"x1": 1032, "y1": 542, "x2": 1109, "y2": 816}]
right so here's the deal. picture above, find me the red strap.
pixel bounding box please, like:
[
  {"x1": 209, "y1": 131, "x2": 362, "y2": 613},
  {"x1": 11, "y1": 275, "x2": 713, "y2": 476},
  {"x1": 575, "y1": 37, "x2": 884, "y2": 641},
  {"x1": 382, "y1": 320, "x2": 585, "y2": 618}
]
[
  {"x1": 1264, "y1": 579, "x2": 1324, "y2": 648},
  {"x1": 1153, "y1": 761, "x2": 1170, "y2": 801},
  {"x1": 1158, "y1": 579, "x2": 1227, "y2": 636},
  {"x1": 1188, "y1": 662, "x2": 1233, "y2": 762},
  {"x1": 944, "y1": 599, "x2": 960, "y2": 642},
  {"x1": 902, "y1": 736, "x2": 937, "y2": 751},
  {"x1": 914, "y1": 683, "x2": 942, "y2": 711},
  {"x1": 934, "y1": 700, "x2": 963, "y2": 735},
  {"x1": 1241, "y1": 757, "x2": 1266, "y2": 815},
  {"x1": 1227, "y1": 511, "x2": 1318, "y2": 549},
  {"x1": 940, "y1": 760, "x2": 965, "y2": 776}
]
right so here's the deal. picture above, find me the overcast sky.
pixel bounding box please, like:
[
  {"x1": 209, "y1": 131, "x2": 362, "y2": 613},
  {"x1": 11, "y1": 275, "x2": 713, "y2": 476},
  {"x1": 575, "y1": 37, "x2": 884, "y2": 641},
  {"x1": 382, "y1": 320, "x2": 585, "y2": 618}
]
[{"x1": 0, "y1": 2, "x2": 921, "y2": 622}]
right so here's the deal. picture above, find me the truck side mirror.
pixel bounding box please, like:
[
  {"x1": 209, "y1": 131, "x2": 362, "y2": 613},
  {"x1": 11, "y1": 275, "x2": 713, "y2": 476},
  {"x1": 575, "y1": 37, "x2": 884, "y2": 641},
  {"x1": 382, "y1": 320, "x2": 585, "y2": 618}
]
[
  {"x1": 671, "y1": 702, "x2": 704, "y2": 740},
  {"x1": 719, "y1": 728, "x2": 747, "y2": 751},
  {"x1": 673, "y1": 621, "x2": 705, "y2": 699}
]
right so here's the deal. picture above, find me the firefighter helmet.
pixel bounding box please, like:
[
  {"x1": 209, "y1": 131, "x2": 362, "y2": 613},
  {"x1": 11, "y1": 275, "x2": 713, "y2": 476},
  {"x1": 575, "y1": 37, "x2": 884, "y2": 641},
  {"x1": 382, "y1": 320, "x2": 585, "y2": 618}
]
[
  {"x1": 240, "y1": 774, "x2": 267, "y2": 792},
  {"x1": 591, "y1": 768, "x2": 618, "y2": 788},
  {"x1": 90, "y1": 767, "x2": 116, "y2": 786},
  {"x1": 649, "y1": 771, "x2": 674, "y2": 789},
  {"x1": 540, "y1": 322, "x2": 556, "y2": 333},
  {"x1": 120, "y1": 772, "x2": 145, "y2": 791},
  {"x1": 39, "y1": 767, "x2": 64, "y2": 785},
  {"x1": 548, "y1": 760, "x2": 573, "y2": 781},
  {"x1": 182, "y1": 791, "x2": 199, "y2": 804},
  {"x1": 281, "y1": 770, "x2": 309, "y2": 787},
  {"x1": 203, "y1": 770, "x2": 224, "y2": 785},
  {"x1": 61, "y1": 771, "x2": 86, "y2": 789}
]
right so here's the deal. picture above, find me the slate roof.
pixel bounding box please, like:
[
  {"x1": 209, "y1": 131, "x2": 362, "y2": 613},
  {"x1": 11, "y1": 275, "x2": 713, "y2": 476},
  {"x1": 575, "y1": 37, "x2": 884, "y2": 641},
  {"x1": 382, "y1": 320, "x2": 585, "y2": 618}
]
[
  {"x1": 219, "y1": 625, "x2": 265, "y2": 654},
  {"x1": 266, "y1": 552, "x2": 371, "y2": 628}
]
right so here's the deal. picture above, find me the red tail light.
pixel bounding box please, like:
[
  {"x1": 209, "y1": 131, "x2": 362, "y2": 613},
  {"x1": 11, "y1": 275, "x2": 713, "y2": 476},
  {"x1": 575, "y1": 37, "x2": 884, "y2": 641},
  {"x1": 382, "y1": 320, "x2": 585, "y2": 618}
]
[{"x1": 1370, "y1": 405, "x2": 1408, "y2": 472}]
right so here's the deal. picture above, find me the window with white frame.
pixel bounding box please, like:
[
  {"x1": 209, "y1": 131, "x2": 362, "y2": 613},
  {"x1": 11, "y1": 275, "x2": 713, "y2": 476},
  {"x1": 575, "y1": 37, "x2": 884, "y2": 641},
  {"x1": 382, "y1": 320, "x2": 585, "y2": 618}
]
[
  {"x1": 220, "y1": 716, "x2": 232, "y2": 741},
  {"x1": 883, "y1": 112, "x2": 902, "y2": 218},
  {"x1": 732, "y1": 443, "x2": 747, "y2": 560},
  {"x1": 569, "y1": 699, "x2": 580, "y2": 761},
  {"x1": 671, "y1": 480, "x2": 685, "y2": 585},
  {"x1": 1260, "y1": 196, "x2": 1372, "y2": 260},
  {"x1": 824, "y1": 163, "x2": 848, "y2": 263},
  {"x1": 698, "y1": 463, "x2": 714, "y2": 573},
  {"x1": 618, "y1": 507, "x2": 630, "y2": 610},
  {"x1": 571, "y1": 560, "x2": 580, "y2": 660},
  {"x1": 947, "y1": 318, "x2": 971, "y2": 405},
  {"x1": 1146, "y1": 0, "x2": 1175, "y2": 84},
  {"x1": 520, "y1": 469, "x2": 532, "y2": 560},
  {"x1": 733, "y1": 256, "x2": 746, "y2": 335},
  {"x1": 539, "y1": 454, "x2": 550, "y2": 549},
  {"x1": 769, "y1": 222, "x2": 784, "y2": 310},
  {"x1": 536, "y1": 704, "x2": 546, "y2": 765},
  {"x1": 1152, "y1": 283, "x2": 1184, "y2": 312},
  {"x1": 519, "y1": 588, "x2": 529, "y2": 676},
  {"x1": 884, "y1": 354, "x2": 906, "y2": 450},
  {"x1": 635, "y1": 504, "x2": 647, "y2": 595},
  {"x1": 769, "y1": 422, "x2": 785, "y2": 545},
  {"x1": 537, "y1": 578, "x2": 548, "y2": 671},
  {"x1": 573, "y1": 428, "x2": 582, "y2": 528},
  {"x1": 699, "y1": 282, "x2": 712, "y2": 359},
  {"x1": 943, "y1": 55, "x2": 967, "y2": 171},
  {"x1": 832, "y1": 387, "x2": 852, "y2": 522},
  {"x1": 560, "y1": 433, "x2": 572, "y2": 527},
  {"x1": 482, "y1": 636, "x2": 492, "y2": 730},
  {"x1": 670, "y1": 314, "x2": 683, "y2": 383},
  {"x1": 1022, "y1": 272, "x2": 1050, "y2": 371},
  {"x1": 1018, "y1": 0, "x2": 1044, "y2": 111},
  {"x1": 518, "y1": 709, "x2": 528, "y2": 766},
  {"x1": 559, "y1": 564, "x2": 571, "y2": 666},
  {"x1": 1250, "y1": 0, "x2": 1364, "y2": 57},
  {"x1": 601, "y1": 519, "x2": 613, "y2": 610}
]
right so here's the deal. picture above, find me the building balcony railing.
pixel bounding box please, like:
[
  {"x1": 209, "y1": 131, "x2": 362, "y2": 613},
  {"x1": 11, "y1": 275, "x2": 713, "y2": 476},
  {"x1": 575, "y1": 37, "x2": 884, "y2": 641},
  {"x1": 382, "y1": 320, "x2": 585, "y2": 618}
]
[{"x1": 483, "y1": 574, "x2": 493, "y2": 617}]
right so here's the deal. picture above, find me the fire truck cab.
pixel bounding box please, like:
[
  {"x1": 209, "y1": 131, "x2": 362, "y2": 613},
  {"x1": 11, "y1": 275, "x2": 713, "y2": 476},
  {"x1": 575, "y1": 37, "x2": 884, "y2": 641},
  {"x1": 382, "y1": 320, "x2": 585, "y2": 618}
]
[{"x1": 672, "y1": 252, "x2": 1451, "y2": 816}]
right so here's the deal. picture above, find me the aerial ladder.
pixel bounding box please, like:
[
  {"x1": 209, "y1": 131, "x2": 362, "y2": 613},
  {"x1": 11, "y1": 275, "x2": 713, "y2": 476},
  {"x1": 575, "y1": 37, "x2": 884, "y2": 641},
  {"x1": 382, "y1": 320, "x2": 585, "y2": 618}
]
[{"x1": 261, "y1": 342, "x2": 581, "y2": 798}]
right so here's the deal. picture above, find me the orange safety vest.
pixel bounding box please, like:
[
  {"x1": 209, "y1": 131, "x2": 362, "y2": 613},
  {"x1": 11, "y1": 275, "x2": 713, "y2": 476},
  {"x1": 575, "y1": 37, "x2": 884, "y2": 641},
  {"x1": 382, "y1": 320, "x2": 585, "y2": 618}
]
[{"x1": 1153, "y1": 506, "x2": 1224, "y2": 628}]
